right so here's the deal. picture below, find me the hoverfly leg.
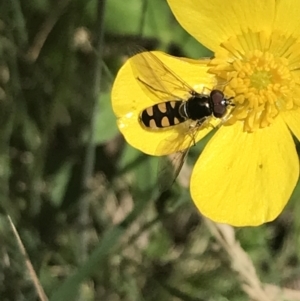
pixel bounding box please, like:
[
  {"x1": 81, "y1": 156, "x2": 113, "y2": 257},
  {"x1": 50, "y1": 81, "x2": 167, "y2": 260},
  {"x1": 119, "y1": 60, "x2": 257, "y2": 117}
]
[
  {"x1": 186, "y1": 130, "x2": 196, "y2": 147},
  {"x1": 220, "y1": 113, "x2": 232, "y2": 124},
  {"x1": 200, "y1": 86, "x2": 212, "y2": 95},
  {"x1": 191, "y1": 134, "x2": 196, "y2": 147},
  {"x1": 218, "y1": 97, "x2": 235, "y2": 127},
  {"x1": 187, "y1": 118, "x2": 205, "y2": 146},
  {"x1": 214, "y1": 76, "x2": 234, "y2": 90},
  {"x1": 196, "y1": 117, "x2": 213, "y2": 130}
]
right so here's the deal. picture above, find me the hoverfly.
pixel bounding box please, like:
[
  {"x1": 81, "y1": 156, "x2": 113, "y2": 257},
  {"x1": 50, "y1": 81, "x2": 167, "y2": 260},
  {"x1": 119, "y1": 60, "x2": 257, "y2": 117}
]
[{"x1": 130, "y1": 51, "x2": 234, "y2": 192}]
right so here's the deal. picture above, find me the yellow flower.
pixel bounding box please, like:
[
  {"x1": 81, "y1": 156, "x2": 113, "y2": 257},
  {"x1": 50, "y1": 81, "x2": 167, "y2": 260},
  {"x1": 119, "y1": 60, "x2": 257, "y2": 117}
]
[{"x1": 112, "y1": 0, "x2": 300, "y2": 226}]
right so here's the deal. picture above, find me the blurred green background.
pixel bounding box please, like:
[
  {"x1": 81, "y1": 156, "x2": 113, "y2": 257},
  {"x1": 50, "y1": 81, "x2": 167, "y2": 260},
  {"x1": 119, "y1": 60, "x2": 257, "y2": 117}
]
[{"x1": 1, "y1": 0, "x2": 300, "y2": 300}]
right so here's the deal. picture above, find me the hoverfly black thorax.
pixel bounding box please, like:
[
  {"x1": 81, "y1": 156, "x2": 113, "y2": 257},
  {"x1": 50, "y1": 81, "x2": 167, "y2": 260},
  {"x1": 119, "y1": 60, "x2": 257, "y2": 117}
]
[
  {"x1": 139, "y1": 89, "x2": 233, "y2": 129},
  {"x1": 180, "y1": 92, "x2": 211, "y2": 121}
]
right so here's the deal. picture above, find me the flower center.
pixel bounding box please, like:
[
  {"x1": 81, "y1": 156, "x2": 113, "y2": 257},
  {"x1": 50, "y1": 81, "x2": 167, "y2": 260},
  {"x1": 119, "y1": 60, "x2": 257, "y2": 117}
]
[
  {"x1": 250, "y1": 70, "x2": 272, "y2": 90},
  {"x1": 209, "y1": 31, "x2": 300, "y2": 132}
]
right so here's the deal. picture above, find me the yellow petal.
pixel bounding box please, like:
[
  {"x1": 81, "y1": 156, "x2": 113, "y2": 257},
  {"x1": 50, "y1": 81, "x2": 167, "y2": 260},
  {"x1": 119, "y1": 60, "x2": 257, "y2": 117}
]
[
  {"x1": 274, "y1": 0, "x2": 300, "y2": 40},
  {"x1": 281, "y1": 108, "x2": 300, "y2": 141},
  {"x1": 167, "y1": 0, "x2": 275, "y2": 52},
  {"x1": 190, "y1": 117, "x2": 299, "y2": 226},
  {"x1": 112, "y1": 52, "x2": 217, "y2": 155}
]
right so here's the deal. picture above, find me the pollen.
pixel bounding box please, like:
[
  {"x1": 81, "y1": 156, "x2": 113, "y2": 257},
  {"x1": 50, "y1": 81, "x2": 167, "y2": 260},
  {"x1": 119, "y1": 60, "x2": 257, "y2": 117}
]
[{"x1": 209, "y1": 31, "x2": 300, "y2": 132}]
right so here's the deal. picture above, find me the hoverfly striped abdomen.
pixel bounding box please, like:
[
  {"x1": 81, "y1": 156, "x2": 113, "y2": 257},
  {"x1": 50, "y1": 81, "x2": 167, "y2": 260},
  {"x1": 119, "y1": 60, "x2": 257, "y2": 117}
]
[{"x1": 140, "y1": 101, "x2": 186, "y2": 129}]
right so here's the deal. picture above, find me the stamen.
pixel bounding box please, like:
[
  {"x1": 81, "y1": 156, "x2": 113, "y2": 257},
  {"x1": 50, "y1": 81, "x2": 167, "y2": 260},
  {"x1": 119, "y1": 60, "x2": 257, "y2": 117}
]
[{"x1": 209, "y1": 31, "x2": 300, "y2": 132}]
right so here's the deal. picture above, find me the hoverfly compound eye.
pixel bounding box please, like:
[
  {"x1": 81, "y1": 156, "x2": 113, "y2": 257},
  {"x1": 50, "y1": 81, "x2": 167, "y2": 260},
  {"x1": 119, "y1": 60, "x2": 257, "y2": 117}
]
[{"x1": 210, "y1": 89, "x2": 227, "y2": 118}]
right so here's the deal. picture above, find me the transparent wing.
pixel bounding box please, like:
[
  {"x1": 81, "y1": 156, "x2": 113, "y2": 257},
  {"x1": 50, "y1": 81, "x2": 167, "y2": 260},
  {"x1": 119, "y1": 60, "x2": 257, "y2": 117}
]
[
  {"x1": 158, "y1": 148, "x2": 190, "y2": 193},
  {"x1": 130, "y1": 51, "x2": 195, "y2": 102},
  {"x1": 157, "y1": 120, "x2": 206, "y2": 192}
]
